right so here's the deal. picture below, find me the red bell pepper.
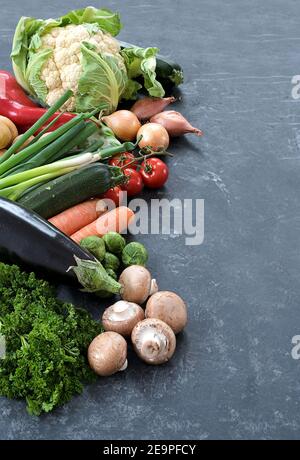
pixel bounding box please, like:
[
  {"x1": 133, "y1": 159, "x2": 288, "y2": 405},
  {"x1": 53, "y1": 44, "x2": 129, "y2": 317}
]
[
  {"x1": 0, "y1": 70, "x2": 75, "y2": 133},
  {"x1": 0, "y1": 70, "x2": 37, "y2": 107}
]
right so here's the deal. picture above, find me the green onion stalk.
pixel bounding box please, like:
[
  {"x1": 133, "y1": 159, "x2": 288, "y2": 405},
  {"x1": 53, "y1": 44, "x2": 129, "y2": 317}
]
[
  {"x1": 0, "y1": 114, "x2": 86, "y2": 177},
  {"x1": 0, "y1": 92, "x2": 103, "y2": 177},
  {"x1": 0, "y1": 153, "x2": 99, "y2": 201},
  {"x1": 0, "y1": 90, "x2": 74, "y2": 164},
  {"x1": 28, "y1": 113, "x2": 66, "y2": 146}
]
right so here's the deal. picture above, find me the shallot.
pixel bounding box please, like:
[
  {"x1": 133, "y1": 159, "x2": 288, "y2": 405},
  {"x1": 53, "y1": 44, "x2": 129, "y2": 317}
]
[
  {"x1": 150, "y1": 110, "x2": 203, "y2": 137},
  {"x1": 131, "y1": 96, "x2": 176, "y2": 121}
]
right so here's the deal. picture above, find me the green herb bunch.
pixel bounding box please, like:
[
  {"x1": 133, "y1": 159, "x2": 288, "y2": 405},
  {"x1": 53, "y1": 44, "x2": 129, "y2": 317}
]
[{"x1": 0, "y1": 262, "x2": 102, "y2": 416}]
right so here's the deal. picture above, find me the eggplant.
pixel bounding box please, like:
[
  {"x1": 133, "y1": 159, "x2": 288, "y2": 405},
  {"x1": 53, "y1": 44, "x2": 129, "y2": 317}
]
[{"x1": 0, "y1": 197, "x2": 95, "y2": 284}]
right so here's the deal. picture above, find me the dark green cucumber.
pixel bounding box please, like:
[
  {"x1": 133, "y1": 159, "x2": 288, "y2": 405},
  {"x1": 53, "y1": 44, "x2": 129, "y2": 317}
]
[
  {"x1": 119, "y1": 41, "x2": 184, "y2": 86},
  {"x1": 18, "y1": 164, "x2": 124, "y2": 219},
  {"x1": 155, "y1": 57, "x2": 184, "y2": 86}
]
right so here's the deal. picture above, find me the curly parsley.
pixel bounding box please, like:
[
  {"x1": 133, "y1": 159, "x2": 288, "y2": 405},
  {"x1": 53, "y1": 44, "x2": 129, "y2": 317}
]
[{"x1": 0, "y1": 262, "x2": 102, "y2": 416}]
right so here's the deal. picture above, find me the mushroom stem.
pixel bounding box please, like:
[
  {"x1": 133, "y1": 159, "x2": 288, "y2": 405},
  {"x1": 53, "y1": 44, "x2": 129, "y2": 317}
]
[
  {"x1": 132, "y1": 319, "x2": 176, "y2": 365},
  {"x1": 140, "y1": 332, "x2": 168, "y2": 360},
  {"x1": 150, "y1": 279, "x2": 158, "y2": 296},
  {"x1": 120, "y1": 359, "x2": 128, "y2": 371}
]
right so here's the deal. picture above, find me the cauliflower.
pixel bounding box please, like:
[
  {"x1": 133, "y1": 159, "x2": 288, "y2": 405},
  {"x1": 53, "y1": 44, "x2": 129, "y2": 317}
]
[
  {"x1": 11, "y1": 7, "x2": 166, "y2": 114},
  {"x1": 38, "y1": 24, "x2": 125, "y2": 111}
]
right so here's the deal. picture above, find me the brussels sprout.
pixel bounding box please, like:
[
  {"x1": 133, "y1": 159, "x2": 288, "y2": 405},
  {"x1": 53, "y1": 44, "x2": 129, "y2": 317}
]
[
  {"x1": 106, "y1": 268, "x2": 118, "y2": 280},
  {"x1": 104, "y1": 252, "x2": 120, "y2": 271},
  {"x1": 80, "y1": 236, "x2": 106, "y2": 261},
  {"x1": 122, "y1": 242, "x2": 148, "y2": 267},
  {"x1": 103, "y1": 232, "x2": 126, "y2": 255}
]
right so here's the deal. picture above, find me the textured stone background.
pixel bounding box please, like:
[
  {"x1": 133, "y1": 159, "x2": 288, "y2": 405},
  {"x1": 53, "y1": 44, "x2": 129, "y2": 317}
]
[{"x1": 1, "y1": 0, "x2": 300, "y2": 440}]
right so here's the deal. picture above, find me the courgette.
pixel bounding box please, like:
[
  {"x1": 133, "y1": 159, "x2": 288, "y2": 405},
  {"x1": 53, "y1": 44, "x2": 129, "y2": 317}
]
[
  {"x1": 119, "y1": 41, "x2": 184, "y2": 87},
  {"x1": 18, "y1": 163, "x2": 124, "y2": 219}
]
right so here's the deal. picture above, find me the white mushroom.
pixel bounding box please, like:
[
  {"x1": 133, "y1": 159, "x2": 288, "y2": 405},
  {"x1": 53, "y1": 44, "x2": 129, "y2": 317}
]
[
  {"x1": 131, "y1": 318, "x2": 176, "y2": 365},
  {"x1": 119, "y1": 265, "x2": 158, "y2": 304},
  {"x1": 145, "y1": 291, "x2": 188, "y2": 334},
  {"x1": 88, "y1": 332, "x2": 127, "y2": 376},
  {"x1": 102, "y1": 300, "x2": 145, "y2": 336}
]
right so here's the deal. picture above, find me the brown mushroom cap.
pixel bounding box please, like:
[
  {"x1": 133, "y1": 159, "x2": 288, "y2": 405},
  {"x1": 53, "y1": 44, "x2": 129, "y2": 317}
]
[
  {"x1": 145, "y1": 291, "x2": 187, "y2": 334},
  {"x1": 88, "y1": 332, "x2": 127, "y2": 377},
  {"x1": 131, "y1": 318, "x2": 176, "y2": 365},
  {"x1": 119, "y1": 265, "x2": 157, "y2": 304},
  {"x1": 102, "y1": 301, "x2": 145, "y2": 336}
]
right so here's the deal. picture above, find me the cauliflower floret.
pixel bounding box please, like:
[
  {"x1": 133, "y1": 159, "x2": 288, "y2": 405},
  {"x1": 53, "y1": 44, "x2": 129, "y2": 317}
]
[{"x1": 38, "y1": 24, "x2": 124, "y2": 111}]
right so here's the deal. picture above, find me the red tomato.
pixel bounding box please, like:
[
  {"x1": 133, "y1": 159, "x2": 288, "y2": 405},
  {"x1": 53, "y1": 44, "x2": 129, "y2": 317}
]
[
  {"x1": 99, "y1": 186, "x2": 125, "y2": 206},
  {"x1": 121, "y1": 168, "x2": 144, "y2": 197},
  {"x1": 109, "y1": 152, "x2": 137, "y2": 169},
  {"x1": 140, "y1": 158, "x2": 169, "y2": 189}
]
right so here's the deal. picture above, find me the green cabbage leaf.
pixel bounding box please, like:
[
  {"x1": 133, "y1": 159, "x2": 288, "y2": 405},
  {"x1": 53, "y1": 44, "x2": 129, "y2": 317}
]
[
  {"x1": 76, "y1": 42, "x2": 128, "y2": 113},
  {"x1": 121, "y1": 46, "x2": 165, "y2": 99}
]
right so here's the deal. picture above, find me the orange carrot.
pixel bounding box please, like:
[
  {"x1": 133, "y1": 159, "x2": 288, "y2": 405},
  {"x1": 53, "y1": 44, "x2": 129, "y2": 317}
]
[
  {"x1": 71, "y1": 206, "x2": 135, "y2": 243},
  {"x1": 49, "y1": 199, "x2": 108, "y2": 236}
]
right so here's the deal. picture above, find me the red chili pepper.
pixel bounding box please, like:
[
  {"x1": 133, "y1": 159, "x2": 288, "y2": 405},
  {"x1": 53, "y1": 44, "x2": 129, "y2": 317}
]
[{"x1": 0, "y1": 70, "x2": 75, "y2": 133}]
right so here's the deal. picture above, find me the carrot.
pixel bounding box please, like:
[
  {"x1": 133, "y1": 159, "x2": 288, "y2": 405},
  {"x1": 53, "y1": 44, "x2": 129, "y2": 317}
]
[
  {"x1": 71, "y1": 206, "x2": 135, "y2": 243},
  {"x1": 49, "y1": 199, "x2": 108, "y2": 236}
]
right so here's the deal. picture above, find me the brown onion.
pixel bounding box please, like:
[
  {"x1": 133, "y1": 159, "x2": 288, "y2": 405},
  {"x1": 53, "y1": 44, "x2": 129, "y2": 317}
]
[
  {"x1": 137, "y1": 123, "x2": 169, "y2": 151},
  {"x1": 101, "y1": 110, "x2": 141, "y2": 141},
  {"x1": 131, "y1": 97, "x2": 176, "y2": 121},
  {"x1": 150, "y1": 111, "x2": 203, "y2": 137}
]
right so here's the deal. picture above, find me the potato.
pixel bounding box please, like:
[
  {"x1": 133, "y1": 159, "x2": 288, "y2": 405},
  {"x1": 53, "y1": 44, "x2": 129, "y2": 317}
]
[
  {"x1": 0, "y1": 122, "x2": 12, "y2": 149},
  {"x1": 0, "y1": 116, "x2": 18, "y2": 142}
]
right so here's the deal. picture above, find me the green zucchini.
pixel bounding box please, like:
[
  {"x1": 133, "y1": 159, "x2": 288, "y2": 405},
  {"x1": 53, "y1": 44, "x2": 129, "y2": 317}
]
[
  {"x1": 18, "y1": 164, "x2": 124, "y2": 219},
  {"x1": 119, "y1": 41, "x2": 184, "y2": 86}
]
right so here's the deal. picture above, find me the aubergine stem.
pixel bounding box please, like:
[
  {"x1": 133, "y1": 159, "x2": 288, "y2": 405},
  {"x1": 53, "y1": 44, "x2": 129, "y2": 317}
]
[{"x1": 71, "y1": 257, "x2": 122, "y2": 295}]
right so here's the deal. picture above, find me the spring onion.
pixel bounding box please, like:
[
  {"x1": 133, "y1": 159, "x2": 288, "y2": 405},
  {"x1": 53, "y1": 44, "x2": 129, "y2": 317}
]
[
  {"x1": 29, "y1": 113, "x2": 65, "y2": 145},
  {"x1": 0, "y1": 153, "x2": 99, "y2": 200},
  {"x1": 0, "y1": 114, "x2": 85, "y2": 176},
  {"x1": 49, "y1": 122, "x2": 99, "y2": 162},
  {"x1": 0, "y1": 90, "x2": 74, "y2": 163},
  {"x1": 4, "y1": 121, "x2": 87, "y2": 177}
]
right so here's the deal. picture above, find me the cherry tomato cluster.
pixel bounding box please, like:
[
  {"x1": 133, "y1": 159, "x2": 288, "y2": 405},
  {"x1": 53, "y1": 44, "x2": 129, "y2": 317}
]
[{"x1": 103, "y1": 152, "x2": 169, "y2": 199}]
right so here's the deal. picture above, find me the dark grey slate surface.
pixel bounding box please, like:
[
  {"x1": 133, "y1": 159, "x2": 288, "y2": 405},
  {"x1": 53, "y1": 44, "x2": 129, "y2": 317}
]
[{"x1": 1, "y1": 0, "x2": 300, "y2": 440}]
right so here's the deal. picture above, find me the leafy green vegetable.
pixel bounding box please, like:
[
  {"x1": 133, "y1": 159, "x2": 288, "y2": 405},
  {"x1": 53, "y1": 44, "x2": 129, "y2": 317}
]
[
  {"x1": 103, "y1": 231, "x2": 126, "y2": 255},
  {"x1": 122, "y1": 242, "x2": 148, "y2": 267},
  {"x1": 57, "y1": 6, "x2": 122, "y2": 36},
  {"x1": 0, "y1": 262, "x2": 102, "y2": 416},
  {"x1": 75, "y1": 42, "x2": 128, "y2": 113},
  {"x1": 80, "y1": 236, "x2": 106, "y2": 261},
  {"x1": 26, "y1": 48, "x2": 53, "y2": 101},
  {"x1": 103, "y1": 252, "x2": 120, "y2": 272},
  {"x1": 121, "y1": 46, "x2": 165, "y2": 99}
]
